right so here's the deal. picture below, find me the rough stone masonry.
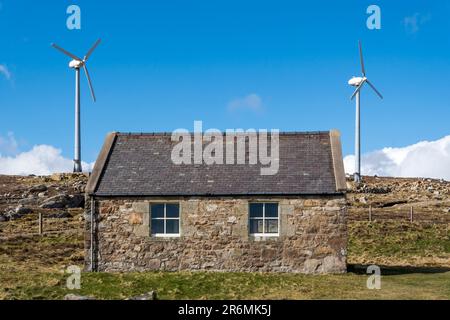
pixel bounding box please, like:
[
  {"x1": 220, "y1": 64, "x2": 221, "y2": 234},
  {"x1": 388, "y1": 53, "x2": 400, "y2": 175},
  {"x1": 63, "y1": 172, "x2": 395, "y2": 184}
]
[{"x1": 84, "y1": 130, "x2": 347, "y2": 273}]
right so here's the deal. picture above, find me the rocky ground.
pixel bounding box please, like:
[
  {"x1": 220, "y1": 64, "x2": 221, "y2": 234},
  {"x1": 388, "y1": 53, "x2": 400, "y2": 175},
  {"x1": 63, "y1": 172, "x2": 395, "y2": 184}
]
[
  {"x1": 0, "y1": 173, "x2": 86, "y2": 223},
  {"x1": 347, "y1": 175, "x2": 450, "y2": 207},
  {"x1": 346, "y1": 176, "x2": 450, "y2": 224},
  {"x1": 0, "y1": 173, "x2": 87, "y2": 238}
]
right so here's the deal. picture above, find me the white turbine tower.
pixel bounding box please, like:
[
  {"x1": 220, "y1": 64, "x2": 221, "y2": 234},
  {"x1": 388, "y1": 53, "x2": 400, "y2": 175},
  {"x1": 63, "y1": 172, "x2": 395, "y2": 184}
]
[
  {"x1": 348, "y1": 40, "x2": 383, "y2": 183},
  {"x1": 51, "y1": 39, "x2": 101, "y2": 173}
]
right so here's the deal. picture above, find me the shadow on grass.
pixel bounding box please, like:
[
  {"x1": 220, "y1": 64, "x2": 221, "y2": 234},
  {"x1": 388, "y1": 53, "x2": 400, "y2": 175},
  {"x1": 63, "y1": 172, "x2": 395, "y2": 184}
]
[{"x1": 348, "y1": 264, "x2": 450, "y2": 275}]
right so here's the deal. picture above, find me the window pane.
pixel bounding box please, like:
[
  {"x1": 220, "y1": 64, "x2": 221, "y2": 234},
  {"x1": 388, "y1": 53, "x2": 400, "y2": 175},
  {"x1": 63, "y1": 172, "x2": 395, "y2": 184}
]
[
  {"x1": 151, "y1": 204, "x2": 164, "y2": 218},
  {"x1": 265, "y1": 219, "x2": 278, "y2": 233},
  {"x1": 265, "y1": 203, "x2": 278, "y2": 217},
  {"x1": 151, "y1": 219, "x2": 164, "y2": 234},
  {"x1": 250, "y1": 219, "x2": 264, "y2": 234},
  {"x1": 166, "y1": 204, "x2": 179, "y2": 218},
  {"x1": 249, "y1": 203, "x2": 264, "y2": 218},
  {"x1": 166, "y1": 219, "x2": 180, "y2": 234}
]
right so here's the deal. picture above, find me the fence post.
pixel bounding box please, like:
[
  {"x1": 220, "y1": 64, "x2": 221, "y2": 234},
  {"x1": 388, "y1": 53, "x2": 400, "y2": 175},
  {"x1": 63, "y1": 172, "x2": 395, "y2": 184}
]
[
  {"x1": 369, "y1": 205, "x2": 372, "y2": 222},
  {"x1": 410, "y1": 206, "x2": 414, "y2": 223},
  {"x1": 38, "y1": 213, "x2": 43, "y2": 235}
]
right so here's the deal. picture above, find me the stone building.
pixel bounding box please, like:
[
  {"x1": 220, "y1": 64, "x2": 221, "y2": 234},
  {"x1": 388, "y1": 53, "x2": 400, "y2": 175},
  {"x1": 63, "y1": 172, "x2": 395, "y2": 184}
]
[{"x1": 85, "y1": 130, "x2": 347, "y2": 273}]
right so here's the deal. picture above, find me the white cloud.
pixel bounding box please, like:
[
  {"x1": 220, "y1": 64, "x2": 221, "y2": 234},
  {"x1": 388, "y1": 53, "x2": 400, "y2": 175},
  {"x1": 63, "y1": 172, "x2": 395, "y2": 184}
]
[
  {"x1": 0, "y1": 132, "x2": 95, "y2": 175},
  {"x1": 344, "y1": 135, "x2": 450, "y2": 180},
  {"x1": 0, "y1": 143, "x2": 94, "y2": 176},
  {"x1": 227, "y1": 93, "x2": 263, "y2": 112},
  {"x1": 0, "y1": 64, "x2": 11, "y2": 80},
  {"x1": 403, "y1": 13, "x2": 431, "y2": 34}
]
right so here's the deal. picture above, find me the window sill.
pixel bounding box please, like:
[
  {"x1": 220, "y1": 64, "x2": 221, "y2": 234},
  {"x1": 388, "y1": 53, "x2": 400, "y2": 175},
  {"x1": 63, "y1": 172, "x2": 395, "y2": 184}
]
[
  {"x1": 250, "y1": 234, "x2": 280, "y2": 241},
  {"x1": 152, "y1": 234, "x2": 180, "y2": 238}
]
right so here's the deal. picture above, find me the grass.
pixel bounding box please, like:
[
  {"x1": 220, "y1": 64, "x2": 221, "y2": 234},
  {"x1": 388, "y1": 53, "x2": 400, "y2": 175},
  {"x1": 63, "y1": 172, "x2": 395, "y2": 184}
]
[
  {"x1": 1, "y1": 269, "x2": 449, "y2": 300},
  {"x1": 0, "y1": 220, "x2": 449, "y2": 299},
  {"x1": 348, "y1": 221, "x2": 450, "y2": 267}
]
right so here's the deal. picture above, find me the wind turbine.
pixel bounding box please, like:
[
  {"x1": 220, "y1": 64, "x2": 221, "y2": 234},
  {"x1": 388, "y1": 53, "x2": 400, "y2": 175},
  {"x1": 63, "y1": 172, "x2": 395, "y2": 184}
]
[
  {"x1": 348, "y1": 40, "x2": 383, "y2": 183},
  {"x1": 51, "y1": 39, "x2": 101, "y2": 173}
]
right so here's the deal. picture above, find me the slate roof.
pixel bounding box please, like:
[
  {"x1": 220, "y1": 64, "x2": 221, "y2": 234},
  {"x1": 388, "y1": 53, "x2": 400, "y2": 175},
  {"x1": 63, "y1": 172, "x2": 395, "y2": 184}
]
[{"x1": 87, "y1": 131, "x2": 346, "y2": 196}]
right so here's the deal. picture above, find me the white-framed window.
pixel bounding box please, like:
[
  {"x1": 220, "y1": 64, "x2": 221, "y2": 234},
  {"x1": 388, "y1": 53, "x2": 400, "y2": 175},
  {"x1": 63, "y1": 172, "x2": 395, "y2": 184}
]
[
  {"x1": 151, "y1": 203, "x2": 180, "y2": 237},
  {"x1": 249, "y1": 202, "x2": 279, "y2": 236}
]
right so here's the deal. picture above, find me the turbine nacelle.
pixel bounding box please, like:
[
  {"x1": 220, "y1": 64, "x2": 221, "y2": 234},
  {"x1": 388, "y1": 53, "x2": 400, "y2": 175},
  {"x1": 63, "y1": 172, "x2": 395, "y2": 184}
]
[
  {"x1": 69, "y1": 59, "x2": 84, "y2": 69},
  {"x1": 348, "y1": 76, "x2": 365, "y2": 87}
]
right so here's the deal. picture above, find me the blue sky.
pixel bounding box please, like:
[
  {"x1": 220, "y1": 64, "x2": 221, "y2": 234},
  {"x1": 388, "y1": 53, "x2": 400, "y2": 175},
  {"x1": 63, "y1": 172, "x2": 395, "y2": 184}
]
[{"x1": 1, "y1": 1, "x2": 450, "y2": 173}]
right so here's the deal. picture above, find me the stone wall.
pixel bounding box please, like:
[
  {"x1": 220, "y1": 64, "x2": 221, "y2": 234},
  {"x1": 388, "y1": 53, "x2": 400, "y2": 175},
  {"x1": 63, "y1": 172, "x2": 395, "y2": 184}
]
[{"x1": 85, "y1": 196, "x2": 347, "y2": 273}]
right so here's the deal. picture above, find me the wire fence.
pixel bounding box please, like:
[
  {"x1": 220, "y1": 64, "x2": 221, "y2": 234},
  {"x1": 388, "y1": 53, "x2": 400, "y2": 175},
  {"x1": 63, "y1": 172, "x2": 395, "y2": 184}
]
[
  {"x1": 348, "y1": 205, "x2": 450, "y2": 224},
  {"x1": 0, "y1": 212, "x2": 84, "y2": 239}
]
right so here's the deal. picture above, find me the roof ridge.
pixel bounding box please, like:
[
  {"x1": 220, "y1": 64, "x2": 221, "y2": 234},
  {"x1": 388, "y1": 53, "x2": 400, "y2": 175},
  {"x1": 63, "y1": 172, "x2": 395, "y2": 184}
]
[{"x1": 115, "y1": 131, "x2": 331, "y2": 136}]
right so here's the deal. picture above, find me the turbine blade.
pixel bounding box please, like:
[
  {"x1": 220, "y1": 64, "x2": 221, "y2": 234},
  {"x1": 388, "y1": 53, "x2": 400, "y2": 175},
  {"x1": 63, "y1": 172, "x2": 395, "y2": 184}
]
[
  {"x1": 359, "y1": 40, "x2": 366, "y2": 76},
  {"x1": 366, "y1": 79, "x2": 383, "y2": 99},
  {"x1": 350, "y1": 80, "x2": 366, "y2": 100},
  {"x1": 83, "y1": 65, "x2": 96, "y2": 102},
  {"x1": 84, "y1": 39, "x2": 101, "y2": 61},
  {"x1": 51, "y1": 43, "x2": 82, "y2": 61}
]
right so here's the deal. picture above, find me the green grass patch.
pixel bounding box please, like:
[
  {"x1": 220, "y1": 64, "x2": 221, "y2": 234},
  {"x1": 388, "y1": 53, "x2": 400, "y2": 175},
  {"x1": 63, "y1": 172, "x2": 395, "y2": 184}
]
[
  {"x1": 348, "y1": 221, "x2": 450, "y2": 266},
  {"x1": 1, "y1": 270, "x2": 449, "y2": 300}
]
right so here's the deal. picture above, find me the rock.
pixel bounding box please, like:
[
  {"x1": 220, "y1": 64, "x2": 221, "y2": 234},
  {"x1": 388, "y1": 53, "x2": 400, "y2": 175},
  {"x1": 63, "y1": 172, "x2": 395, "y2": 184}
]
[
  {"x1": 37, "y1": 192, "x2": 47, "y2": 198},
  {"x1": 7, "y1": 210, "x2": 22, "y2": 220},
  {"x1": 303, "y1": 199, "x2": 321, "y2": 207},
  {"x1": 51, "y1": 173, "x2": 64, "y2": 182},
  {"x1": 67, "y1": 194, "x2": 85, "y2": 208},
  {"x1": 64, "y1": 294, "x2": 95, "y2": 300},
  {"x1": 380, "y1": 200, "x2": 408, "y2": 208},
  {"x1": 227, "y1": 216, "x2": 237, "y2": 224},
  {"x1": 322, "y1": 256, "x2": 345, "y2": 273},
  {"x1": 29, "y1": 184, "x2": 47, "y2": 193},
  {"x1": 127, "y1": 291, "x2": 157, "y2": 300},
  {"x1": 357, "y1": 185, "x2": 391, "y2": 194},
  {"x1": 40, "y1": 194, "x2": 69, "y2": 209},
  {"x1": 18, "y1": 197, "x2": 38, "y2": 206},
  {"x1": 15, "y1": 205, "x2": 33, "y2": 215},
  {"x1": 40, "y1": 194, "x2": 84, "y2": 209},
  {"x1": 129, "y1": 212, "x2": 143, "y2": 224},
  {"x1": 303, "y1": 259, "x2": 321, "y2": 273}
]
